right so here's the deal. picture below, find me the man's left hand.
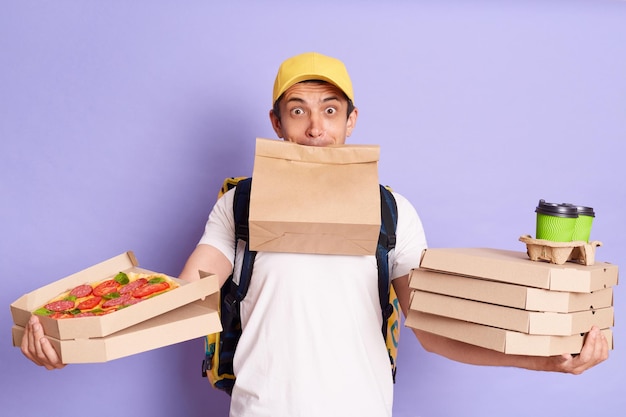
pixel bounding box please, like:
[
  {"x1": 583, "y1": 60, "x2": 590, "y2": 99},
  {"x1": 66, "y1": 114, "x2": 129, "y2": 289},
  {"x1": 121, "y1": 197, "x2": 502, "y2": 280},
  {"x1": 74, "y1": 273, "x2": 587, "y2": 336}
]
[{"x1": 546, "y1": 326, "x2": 609, "y2": 374}]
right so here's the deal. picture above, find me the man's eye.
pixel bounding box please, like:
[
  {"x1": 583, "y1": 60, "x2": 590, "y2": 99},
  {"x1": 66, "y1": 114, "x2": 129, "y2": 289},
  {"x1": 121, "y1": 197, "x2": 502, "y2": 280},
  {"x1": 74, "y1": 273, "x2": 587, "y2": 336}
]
[
  {"x1": 291, "y1": 108, "x2": 304, "y2": 116},
  {"x1": 325, "y1": 107, "x2": 337, "y2": 115}
]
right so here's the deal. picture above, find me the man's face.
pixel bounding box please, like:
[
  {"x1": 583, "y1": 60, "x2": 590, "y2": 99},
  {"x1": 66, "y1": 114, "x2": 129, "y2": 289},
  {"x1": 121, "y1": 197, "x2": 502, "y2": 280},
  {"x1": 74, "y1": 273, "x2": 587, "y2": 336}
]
[{"x1": 269, "y1": 82, "x2": 358, "y2": 146}]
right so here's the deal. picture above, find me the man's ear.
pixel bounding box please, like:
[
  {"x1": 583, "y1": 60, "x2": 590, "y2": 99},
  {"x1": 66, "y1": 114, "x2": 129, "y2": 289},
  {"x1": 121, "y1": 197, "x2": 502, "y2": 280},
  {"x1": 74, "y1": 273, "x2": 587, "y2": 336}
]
[
  {"x1": 346, "y1": 107, "x2": 358, "y2": 137},
  {"x1": 269, "y1": 109, "x2": 284, "y2": 138}
]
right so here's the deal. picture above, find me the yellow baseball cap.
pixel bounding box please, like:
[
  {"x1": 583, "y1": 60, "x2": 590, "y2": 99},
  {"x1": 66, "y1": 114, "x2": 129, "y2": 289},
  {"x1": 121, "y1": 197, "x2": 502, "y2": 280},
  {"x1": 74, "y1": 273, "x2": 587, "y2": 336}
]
[{"x1": 272, "y1": 52, "x2": 354, "y2": 104}]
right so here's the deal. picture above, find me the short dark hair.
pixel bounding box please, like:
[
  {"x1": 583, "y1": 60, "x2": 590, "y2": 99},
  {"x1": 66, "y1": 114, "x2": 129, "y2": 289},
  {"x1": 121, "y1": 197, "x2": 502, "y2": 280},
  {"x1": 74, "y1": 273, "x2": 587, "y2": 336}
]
[{"x1": 272, "y1": 80, "x2": 355, "y2": 121}]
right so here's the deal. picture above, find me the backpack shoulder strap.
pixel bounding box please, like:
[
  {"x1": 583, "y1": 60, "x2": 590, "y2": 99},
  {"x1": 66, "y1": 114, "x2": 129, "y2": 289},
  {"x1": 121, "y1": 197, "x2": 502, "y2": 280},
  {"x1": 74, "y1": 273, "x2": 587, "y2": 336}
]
[
  {"x1": 376, "y1": 185, "x2": 398, "y2": 337},
  {"x1": 232, "y1": 177, "x2": 252, "y2": 243},
  {"x1": 379, "y1": 185, "x2": 397, "y2": 250},
  {"x1": 202, "y1": 177, "x2": 256, "y2": 395},
  {"x1": 231, "y1": 177, "x2": 256, "y2": 302},
  {"x1": 221, "y1": 177, "x2": 256, "y2": 316},
  {"x1": 377, "y1": 185, "x2": 400, "y2": 383}
]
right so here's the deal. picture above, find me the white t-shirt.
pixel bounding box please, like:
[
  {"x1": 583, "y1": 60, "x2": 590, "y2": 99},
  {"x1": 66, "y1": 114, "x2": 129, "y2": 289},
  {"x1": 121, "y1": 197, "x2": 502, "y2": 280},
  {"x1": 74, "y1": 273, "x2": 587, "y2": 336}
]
[{"x1": 199, "y1": 188, "x2": 427, "y2": 417}]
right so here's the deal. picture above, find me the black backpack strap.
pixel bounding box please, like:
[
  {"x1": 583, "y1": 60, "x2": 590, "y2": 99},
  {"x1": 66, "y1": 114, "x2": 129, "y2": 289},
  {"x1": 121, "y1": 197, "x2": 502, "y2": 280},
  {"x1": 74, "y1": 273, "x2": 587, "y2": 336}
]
[
  {"x1": 376, "y1": 185, "x2": 398, "y2": 341},
  {"x1": 222, "y1": 177, "x2": 255, "y2": 313},
  {"x1": 233, "y1": 178, "x2": 252, "y2": 244},
  {"x1": 231, "y1": 178, "x2": 257, "y2": 302},
  {"x1": 213, "y1": 178, "x2": 257, "y2": 395}
]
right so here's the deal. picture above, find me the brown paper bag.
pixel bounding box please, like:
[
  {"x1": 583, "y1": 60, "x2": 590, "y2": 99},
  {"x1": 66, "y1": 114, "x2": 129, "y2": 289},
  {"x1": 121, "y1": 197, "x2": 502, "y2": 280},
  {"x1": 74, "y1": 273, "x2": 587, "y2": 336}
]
[{"x1": 249, "y1": 138, "x2": 381, "y2": 256}]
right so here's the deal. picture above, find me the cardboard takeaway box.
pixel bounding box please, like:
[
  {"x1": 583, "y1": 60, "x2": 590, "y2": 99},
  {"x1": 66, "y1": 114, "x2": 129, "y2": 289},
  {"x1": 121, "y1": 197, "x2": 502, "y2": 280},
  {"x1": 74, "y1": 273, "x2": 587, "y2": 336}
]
[
  {"x1": 418, "y1": 247, "x2": 618, "y2": 293},
  {"x1": 10, "y1": 252, "x2": 221, "y2": 363},
  {"x1": 409, "y1": 289, "x2": 614, "y2": 336},
  {"x1": 406, "y1": 247, "x2": 618, "y2": 356},
  {"x1": 406, "y1": 311, "x2": 613, "y2": 356},
  {"x1": 248, "y1": 138, "x2": 382, "y2": 256},
  {"x1": 409, "y1": 268, "x2": 614, "y2": 313}
]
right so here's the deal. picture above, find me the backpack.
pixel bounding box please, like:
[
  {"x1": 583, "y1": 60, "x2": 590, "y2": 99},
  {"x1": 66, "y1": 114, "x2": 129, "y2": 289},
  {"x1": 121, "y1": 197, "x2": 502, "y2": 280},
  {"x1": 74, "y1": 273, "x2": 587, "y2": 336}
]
[{"x1": 201, "y1": 177, "x2": 401, "y2": 395}]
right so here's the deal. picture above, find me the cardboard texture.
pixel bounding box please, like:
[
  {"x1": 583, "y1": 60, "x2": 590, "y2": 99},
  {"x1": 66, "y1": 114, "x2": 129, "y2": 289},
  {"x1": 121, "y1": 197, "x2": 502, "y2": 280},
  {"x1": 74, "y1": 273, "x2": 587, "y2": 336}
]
[
  {"x1": 249, "y1": 138, "x2": 381, "y2": 256},
  {"x1": 419, "y1": 247, "x2": 618, "y2": 293},
  {"x1": 12, "y1": 297, "x2": 220, "y2": 363},
  {"x1": 410, "y1": 290, "x2": 614, "y2": 336},
  {"x1": 519, "y1": 235, "x2": 602, "y2": 266},
  {"x1": 406, "y1": 311, "x2": 613, "y2": 356},
  {"x1": 10, "y1": 252, "x2": 222, "y2": 363},
  {"x1": 409, "y1": 268, "x2": 614, "y2": 313}
]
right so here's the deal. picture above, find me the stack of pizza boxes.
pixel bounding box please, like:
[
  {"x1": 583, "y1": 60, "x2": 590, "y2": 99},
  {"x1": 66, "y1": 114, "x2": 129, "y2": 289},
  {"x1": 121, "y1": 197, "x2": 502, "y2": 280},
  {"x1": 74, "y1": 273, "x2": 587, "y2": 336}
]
[
  {"x1": 406, "y1": 248, "x2": 618, "y2": 356},
  {"x1": 10, "y1": 251, "x2": 222, "y2": 363}
]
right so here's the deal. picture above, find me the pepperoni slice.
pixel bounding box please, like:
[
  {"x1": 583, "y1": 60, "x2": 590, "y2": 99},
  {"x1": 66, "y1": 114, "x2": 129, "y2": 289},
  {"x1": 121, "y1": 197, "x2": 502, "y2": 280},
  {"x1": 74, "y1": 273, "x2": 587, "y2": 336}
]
[
  {"x1": 123, "y1": 297, "x2": 142, "y2": 306},
  {"x1": 102, "y1": 293, "x2": 132, "y2": 309},
  {"x1": 45, "y1": 300, "x2": 75, "y2": 312},
  {"x1": 119, "y1": 278, "x2": 148, "y2": 294},
  {"x1": 132, "y1": 281, "x2": 170, "y2": 298},
  {"x1": 93, "y1": 279, "x2": 120, "y2": 297},
  {"x1": 70, "y1": 284, "x2": 93, "y2": 298},
  {"x1": 76, "y1": 296, "x2": 102, "y2": 310}
]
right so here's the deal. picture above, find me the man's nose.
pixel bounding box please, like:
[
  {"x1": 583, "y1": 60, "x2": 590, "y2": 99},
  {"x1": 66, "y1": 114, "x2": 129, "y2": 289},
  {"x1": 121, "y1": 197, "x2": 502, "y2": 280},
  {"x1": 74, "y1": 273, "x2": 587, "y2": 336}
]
[{"x1": 306, "y1": 113, "x2": 323, "y2": 138}]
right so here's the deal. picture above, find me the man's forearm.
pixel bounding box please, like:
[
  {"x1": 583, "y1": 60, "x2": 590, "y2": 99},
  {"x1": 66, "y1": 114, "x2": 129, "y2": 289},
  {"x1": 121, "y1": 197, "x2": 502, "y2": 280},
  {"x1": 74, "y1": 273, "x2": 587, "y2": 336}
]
[
  {"x1": 411, "y1": 326, "x2": 608, "y2": 374},
  {"x1": 412, "y1": 328, "x2": 546, "y2": 370}
]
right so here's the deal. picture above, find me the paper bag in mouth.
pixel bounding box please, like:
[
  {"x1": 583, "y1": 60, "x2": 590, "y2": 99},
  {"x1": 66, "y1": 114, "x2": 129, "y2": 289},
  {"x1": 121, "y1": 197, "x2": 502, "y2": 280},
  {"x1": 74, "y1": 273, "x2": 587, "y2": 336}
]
[{"x1": 249, "y1": 138, "x2": 381, "y2": 256}]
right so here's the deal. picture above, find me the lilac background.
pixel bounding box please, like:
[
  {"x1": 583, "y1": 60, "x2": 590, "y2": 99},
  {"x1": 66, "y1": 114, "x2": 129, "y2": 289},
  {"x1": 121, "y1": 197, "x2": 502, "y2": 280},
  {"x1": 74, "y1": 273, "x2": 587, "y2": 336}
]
[{"x1": 2, "y1": 1, "x2": 625, "y2": 416}]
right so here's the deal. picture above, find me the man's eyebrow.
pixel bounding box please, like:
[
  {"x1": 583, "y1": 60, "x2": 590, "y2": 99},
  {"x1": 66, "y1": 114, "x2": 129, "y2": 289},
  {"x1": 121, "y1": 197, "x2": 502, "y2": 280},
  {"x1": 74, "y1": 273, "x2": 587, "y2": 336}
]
[
  {"x1": 285, "y1": 97, "x2": 305, "y2": 105},
  {"x1": 284, "y1": 95, "x2": 342, "y2": 105},
  {"x1": 322, "y1": 95, "x2": 341, "y2": 103}
]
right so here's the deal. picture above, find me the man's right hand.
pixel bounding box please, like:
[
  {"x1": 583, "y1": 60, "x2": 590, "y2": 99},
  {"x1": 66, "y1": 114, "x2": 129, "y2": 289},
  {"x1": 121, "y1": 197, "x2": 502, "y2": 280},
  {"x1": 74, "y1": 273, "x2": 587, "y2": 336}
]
[{"x1": 21, "y1": 315, "x2": 66, "y2": 370}]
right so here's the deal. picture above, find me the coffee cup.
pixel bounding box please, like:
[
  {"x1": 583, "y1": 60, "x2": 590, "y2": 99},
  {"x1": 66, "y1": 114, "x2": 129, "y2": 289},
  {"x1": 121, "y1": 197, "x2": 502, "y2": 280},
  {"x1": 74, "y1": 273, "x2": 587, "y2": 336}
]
[
  {"x1": 568, "y1": 204, "x2": 595, "y2": 242},
  {"x1": 535, "y1": 199, "x2": 578, "y2": 242}
]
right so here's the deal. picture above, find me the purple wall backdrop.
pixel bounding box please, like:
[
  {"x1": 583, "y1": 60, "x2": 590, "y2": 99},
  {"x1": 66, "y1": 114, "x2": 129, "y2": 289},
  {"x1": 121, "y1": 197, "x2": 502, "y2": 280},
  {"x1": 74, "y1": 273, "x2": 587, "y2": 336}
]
[{"x1": 2, "y1": 1, "x2": 625, "y2": 416}]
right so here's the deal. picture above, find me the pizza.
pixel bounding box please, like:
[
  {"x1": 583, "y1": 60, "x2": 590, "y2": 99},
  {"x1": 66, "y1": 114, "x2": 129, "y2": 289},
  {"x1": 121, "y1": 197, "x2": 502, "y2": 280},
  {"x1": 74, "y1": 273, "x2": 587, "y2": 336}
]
[{"x1": 34, "y1": 271, "x2": 180, "y2": 319}]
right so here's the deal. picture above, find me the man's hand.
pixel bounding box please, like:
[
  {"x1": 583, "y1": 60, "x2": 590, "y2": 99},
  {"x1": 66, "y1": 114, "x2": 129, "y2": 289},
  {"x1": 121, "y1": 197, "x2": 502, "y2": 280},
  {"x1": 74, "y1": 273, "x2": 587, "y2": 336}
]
[
  {"x1": 20, "y1": 315, "x2": 66, "y2": 370},
  {"x1": 544, "y1": 326, "x2": 609, "y2": 374}
]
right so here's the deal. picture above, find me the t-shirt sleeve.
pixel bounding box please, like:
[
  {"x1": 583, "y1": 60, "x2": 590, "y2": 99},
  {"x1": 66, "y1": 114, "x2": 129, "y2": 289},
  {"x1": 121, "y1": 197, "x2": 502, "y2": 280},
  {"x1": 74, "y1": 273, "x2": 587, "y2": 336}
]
[
  {"x1": 390, "y1": 192, "x2": 428, "y2": 280},
  {"x1": 197, "y1": 187, "x2": 237, "y2": 264}
]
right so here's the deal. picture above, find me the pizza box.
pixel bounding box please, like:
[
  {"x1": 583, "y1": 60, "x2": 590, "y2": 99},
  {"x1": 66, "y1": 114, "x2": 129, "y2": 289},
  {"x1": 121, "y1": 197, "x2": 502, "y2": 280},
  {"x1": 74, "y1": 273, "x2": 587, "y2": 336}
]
[
  {"x1": 10, "y1": 251, "x2": 219, "y2": 340},
  {"x1": 12, "y1": 296, "x2": 221, "y2": 363},
  {"x1": 405, "y1": 310, "x2": 614, "y2": 356},
  {"x1": 410, "y1": 290, "x2": 614, "y2": 336},
  {"x1": 409, "y1": 268, "x2": 614, "y2": 313},
  {"x1": 419, "y1": 248, "x2": 618, "y2": 293}
]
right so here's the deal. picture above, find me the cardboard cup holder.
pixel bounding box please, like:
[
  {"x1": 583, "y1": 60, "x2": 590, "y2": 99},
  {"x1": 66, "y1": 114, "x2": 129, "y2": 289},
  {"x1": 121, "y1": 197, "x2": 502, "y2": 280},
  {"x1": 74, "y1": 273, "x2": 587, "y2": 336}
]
[{"x1": 519, "y1": 235, "x2": 602, "y2": 266}]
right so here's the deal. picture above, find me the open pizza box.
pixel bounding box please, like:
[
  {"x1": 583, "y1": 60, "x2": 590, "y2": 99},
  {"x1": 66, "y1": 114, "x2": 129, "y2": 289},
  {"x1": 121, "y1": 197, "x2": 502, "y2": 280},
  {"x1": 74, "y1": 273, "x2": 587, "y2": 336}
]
[{"x1": 10, "y1": 251, "x2": 222, "y2": 363}]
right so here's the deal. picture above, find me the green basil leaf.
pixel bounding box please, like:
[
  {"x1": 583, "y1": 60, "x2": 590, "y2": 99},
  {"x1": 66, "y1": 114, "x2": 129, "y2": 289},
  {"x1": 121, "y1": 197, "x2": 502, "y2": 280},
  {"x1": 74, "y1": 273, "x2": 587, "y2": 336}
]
[
  {"x1": 33, "y1": 308, "x2": 52, "y2": 316},
  {"x1": 115, "y1": 272, "x2": 130, "y2": 285},
  {"x1": 103, "y1": 292, "x2": 120, "y2": 300}
]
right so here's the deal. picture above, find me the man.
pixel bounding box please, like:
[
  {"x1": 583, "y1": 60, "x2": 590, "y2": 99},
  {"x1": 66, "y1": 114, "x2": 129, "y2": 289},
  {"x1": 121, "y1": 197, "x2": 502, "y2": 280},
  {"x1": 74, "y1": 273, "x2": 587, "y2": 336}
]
[{"x1": 22, "y1": 52, "x2": 608, "y2": 416}]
